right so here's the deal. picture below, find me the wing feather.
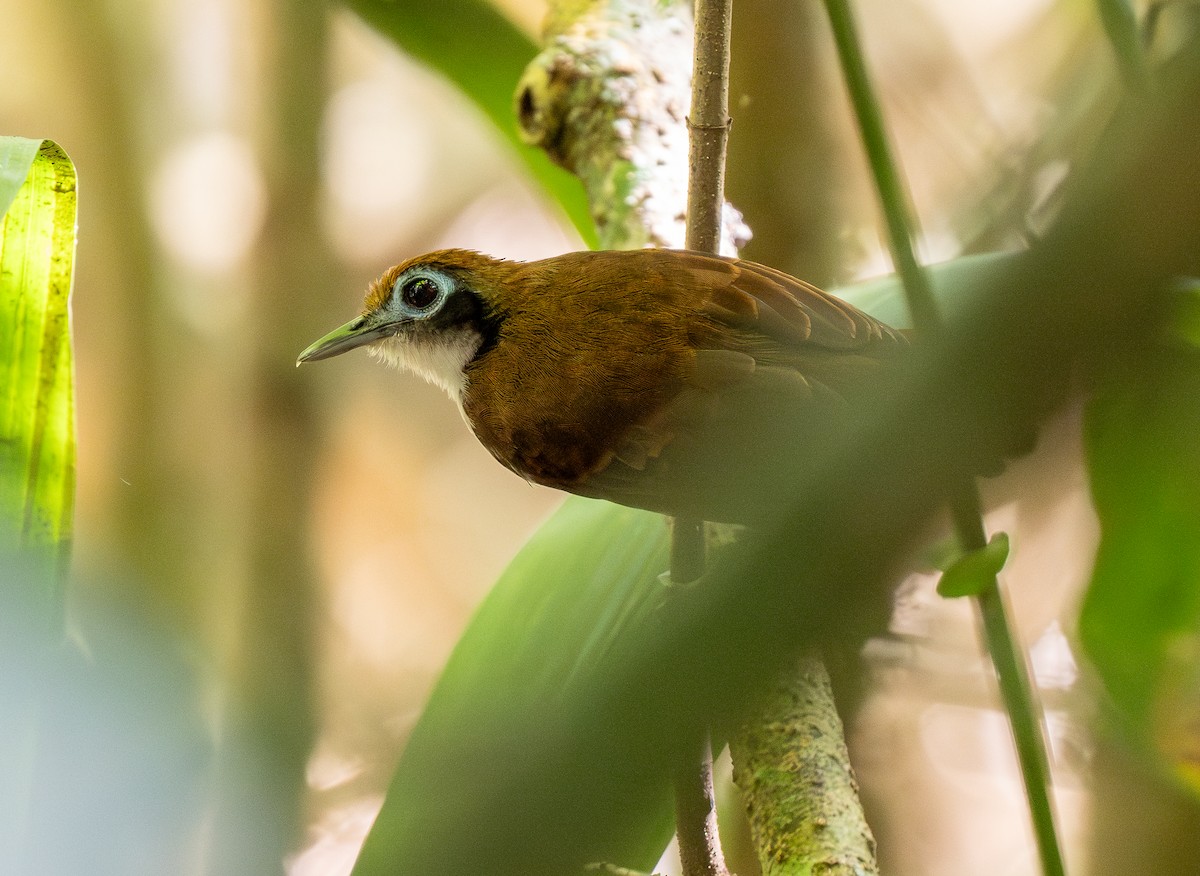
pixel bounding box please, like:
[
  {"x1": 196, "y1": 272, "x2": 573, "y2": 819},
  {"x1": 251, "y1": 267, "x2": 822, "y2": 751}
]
[
  {"x1": 580, "y1": 250, "x2": 907, "y2": 522},
  {"x1": 650, "y1": 250, "x2": 905, "y2": 351}
]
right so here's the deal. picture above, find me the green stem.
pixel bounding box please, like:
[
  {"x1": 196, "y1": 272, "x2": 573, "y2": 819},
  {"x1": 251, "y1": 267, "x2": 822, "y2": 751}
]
[
  {"x1": 1095, "y1": 0, "x2": 1150, "y2": 93},
  {"x1": 951, "y1": 484, "x2": 1064, "y2": 876},
  {"x1": 822, "y1": 2, "x2": 1067, "y2": 875},
  {"x1": 821, "y1": 0, "x2": 940, "y2": 333}
]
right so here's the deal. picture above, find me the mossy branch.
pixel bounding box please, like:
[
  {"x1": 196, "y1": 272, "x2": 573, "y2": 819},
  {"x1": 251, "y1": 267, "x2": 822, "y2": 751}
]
[{"x1": 730, "y1": 656, "x2": 878, "y2": 876}]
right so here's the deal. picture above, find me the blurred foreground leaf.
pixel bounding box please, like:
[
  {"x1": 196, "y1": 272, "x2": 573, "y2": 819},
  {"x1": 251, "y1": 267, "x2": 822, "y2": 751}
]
[
  {"x1": 0, "y1": 136, "x2": 77, "y2": 615},
  {"x1": 1082, "y1": 346, "x2": 1200, "y2": 795},
  {"x1": 342, "y1": 0, "x2": 598, "y2": 246}
]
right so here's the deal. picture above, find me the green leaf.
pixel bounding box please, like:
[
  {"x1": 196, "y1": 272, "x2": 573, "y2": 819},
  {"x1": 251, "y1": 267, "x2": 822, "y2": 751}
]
[
  {"x1": 1082, "y1": 349, "x2": 1200, "y2": 794},
  {"x1": 353, "y1": 497, "x2": 675, "y2": 876},
  {"x1": 342, "y1": 0, "x2": 598, "y2": 247},
  {"x1": 835, "y1": 250, "x2": 1020, "y2": 329},
  {"x1": 0, "y1": 137, "x2": 77, "y2": 615},
  {"x1": 936, "y1": 532, "x2": 1010, "y2": 598},
  {"x1": 0, "y1": 135, "x2": 77, "y2": 873}
]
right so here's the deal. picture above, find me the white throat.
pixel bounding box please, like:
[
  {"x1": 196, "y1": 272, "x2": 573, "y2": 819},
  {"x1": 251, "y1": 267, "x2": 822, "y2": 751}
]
[{"x1": 368, "y1": 329, "x2": 482, "y2": 405}]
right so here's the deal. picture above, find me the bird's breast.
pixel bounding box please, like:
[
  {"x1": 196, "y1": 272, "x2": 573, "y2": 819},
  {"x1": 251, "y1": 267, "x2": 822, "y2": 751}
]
[{"x1": 460, "y1": 315, "x2": 694, "y2": 489}]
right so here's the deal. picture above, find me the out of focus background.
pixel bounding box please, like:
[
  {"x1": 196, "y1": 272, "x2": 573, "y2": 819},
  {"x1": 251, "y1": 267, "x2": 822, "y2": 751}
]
[{"x1": 2, "y1": 1, "x2": 1194, "y2": 874}]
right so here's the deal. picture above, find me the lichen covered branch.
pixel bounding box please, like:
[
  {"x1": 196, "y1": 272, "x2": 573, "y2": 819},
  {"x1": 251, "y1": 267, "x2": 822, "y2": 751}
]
[
  {"x1": 516, "y1": 0, "x2": 749, "y2": 251},
  {"x1": 730, "y1": 656, "x2": 879, "y2": 876}
]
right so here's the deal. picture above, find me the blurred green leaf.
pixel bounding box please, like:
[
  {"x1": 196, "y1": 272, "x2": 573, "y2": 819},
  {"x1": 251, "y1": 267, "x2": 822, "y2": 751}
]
[
  {"x1": 1096, "y1": 0, "x2": 1149, "y2": 91},
  {"x1": 342, "y1": 0, "x2": 598, "y2": 247},
  {"x1": 0, "y1": 137, "x2": 77, "y2": 610},
  {"x1": 353, "y1": 497, "x2": 675, "y2": 876},
  {"x1": 1082, "y1": 348, "x2": 1200, "y2": 795},
  {"x1": 1169, "y1": 278, "x2": 1200, "y2": 348}
]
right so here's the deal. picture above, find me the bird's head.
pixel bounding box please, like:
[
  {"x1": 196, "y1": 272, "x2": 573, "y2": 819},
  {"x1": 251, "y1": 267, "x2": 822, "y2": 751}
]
[{"x1": 297, "y1": 249, "x2": 512, "y2": 401}]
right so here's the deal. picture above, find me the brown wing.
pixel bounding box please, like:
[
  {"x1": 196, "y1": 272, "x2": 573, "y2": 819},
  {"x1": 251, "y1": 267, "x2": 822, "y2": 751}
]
[
  {"x1": 577, "y1": 250, "x2": 908, "y2": 523},
  {"x1": 666, "y1": 250, "x2": 906, "y2": 352},
  {"x1": 577, "y1": 358, "x2": 858, "y2": 524}
]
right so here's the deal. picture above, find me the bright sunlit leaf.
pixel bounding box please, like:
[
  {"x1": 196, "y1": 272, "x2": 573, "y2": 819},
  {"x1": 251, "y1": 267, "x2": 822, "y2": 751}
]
[
  {"x1": 0, "y1": 138, "x2": 42, "y2": 219},
  {"x1": 0, "y1": 137, "x2": 78, "y2": 611},
  {"x1": 0, "y1": 135, "x2": 78, "y2": 875}
]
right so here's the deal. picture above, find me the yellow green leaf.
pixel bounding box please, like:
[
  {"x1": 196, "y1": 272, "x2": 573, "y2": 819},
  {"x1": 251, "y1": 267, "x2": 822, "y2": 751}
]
[{"x1": 0, "y1": 137, "x2": 78, "y2": 615}]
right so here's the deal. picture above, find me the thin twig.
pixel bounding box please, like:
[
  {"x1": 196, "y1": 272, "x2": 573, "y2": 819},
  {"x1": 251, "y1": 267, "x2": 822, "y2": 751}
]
[
  {"x1": 673, "y1": 2, "x2": 735, "y2": 875},
  {"x1": 673, "y1": 733, "x2": 729, "y2": 876},
  {"x1": 821, "y1": 1, "x2": 1067, "y2": 875},
  {"x1": 674, "y1": 0, "x2": 734, "y2": 580},
  {"x1": 684, "y1": 0, "x2": 734, "y2": 254}
]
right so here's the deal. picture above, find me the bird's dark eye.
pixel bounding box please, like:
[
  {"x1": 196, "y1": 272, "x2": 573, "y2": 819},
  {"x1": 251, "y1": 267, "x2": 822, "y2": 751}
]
[{"x1": 401, "y1": 277, "x2": 440, "y2": 310}]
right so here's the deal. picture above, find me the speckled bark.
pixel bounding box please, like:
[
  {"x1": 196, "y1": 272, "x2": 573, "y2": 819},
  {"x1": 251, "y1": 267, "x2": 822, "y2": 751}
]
[
  {"x1": 730, "y1": 655, "x2": 879, "y2": 876},
  {"x1": 515, "y1": 0, "x2": 749, "y2": 252}
]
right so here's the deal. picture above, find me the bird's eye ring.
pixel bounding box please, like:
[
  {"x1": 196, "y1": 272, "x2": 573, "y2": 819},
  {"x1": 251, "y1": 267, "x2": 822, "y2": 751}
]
[{"x1": 400, "y1": 277, "x2": 440, "y2": 310}]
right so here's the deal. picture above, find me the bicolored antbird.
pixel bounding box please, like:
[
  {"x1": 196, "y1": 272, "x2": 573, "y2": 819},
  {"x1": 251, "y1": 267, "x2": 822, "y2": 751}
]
[{"x1": 298, "y1": 249, "x2": 907, "y2": 524}]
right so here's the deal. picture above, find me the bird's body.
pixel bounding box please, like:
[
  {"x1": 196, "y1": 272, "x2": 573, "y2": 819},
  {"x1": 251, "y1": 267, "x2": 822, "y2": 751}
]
[{"x1": 300, "y1": 249, "x2": 906, "y2": 524}]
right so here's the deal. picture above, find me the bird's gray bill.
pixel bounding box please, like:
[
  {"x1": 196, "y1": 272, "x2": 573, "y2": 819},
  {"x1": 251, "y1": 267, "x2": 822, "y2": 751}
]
[{"x1": 297, "y1": 317, "x2": 389, "y2": 365}]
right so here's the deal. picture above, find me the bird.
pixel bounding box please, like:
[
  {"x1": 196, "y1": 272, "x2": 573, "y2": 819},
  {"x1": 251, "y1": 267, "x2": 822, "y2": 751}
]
[{"x1": 298, "y1": 248, "x2": 908, "y2": 525}]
